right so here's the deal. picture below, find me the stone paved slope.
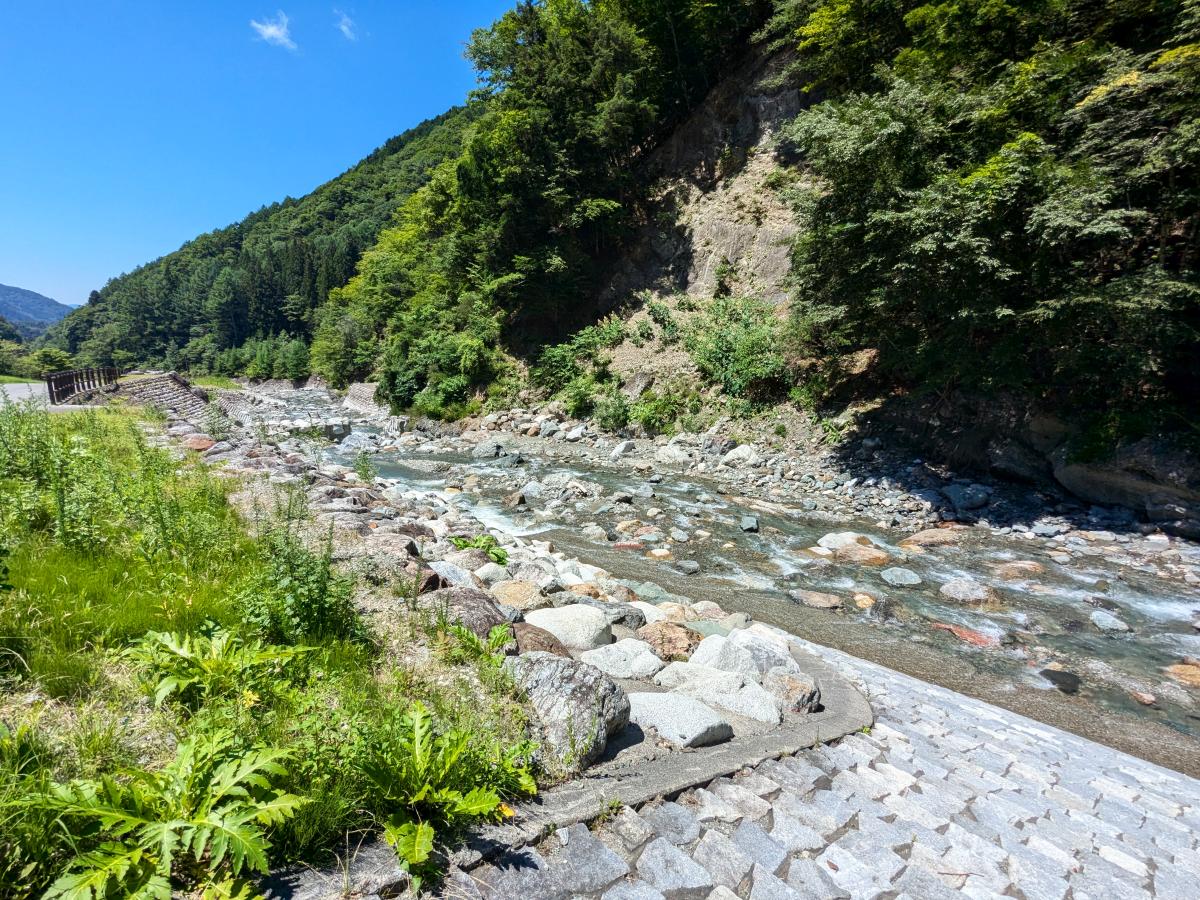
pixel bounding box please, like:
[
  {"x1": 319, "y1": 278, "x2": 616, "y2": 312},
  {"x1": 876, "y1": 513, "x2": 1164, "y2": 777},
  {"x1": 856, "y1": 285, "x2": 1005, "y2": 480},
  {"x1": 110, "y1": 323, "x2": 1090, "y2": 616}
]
[{"x1": 446, "y1": 638, "x2": 1200, "y2": 899}]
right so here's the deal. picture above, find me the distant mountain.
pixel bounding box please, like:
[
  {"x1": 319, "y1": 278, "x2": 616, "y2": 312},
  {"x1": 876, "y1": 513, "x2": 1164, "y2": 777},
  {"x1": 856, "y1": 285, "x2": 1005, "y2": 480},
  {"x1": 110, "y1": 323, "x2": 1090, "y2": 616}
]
[{"x1": 0, "y1": 283, "x2": 73, "y2": 339}]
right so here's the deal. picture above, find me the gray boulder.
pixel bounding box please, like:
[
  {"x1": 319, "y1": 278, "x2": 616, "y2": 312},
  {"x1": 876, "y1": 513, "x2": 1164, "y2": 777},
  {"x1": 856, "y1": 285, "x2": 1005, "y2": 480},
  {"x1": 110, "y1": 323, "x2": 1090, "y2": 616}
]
[
  {"x1": 580, "y1": 639, "x2": 665, "y2": 680},
  {"x1": 505, "y1": 652, "x2": 630, "y2": 773},
  {"x1": 881, "y1": 567, "x2": 922, "y2": 587},
  {"x1": 416, "y1": 587, "x2": 509, "y2": 638},
  {"x1": 628, "y1": 693, "x2": 733, "y2": 748},
  {"x1": 525, "y1": 604, "x2": 614, "y2": 650}
]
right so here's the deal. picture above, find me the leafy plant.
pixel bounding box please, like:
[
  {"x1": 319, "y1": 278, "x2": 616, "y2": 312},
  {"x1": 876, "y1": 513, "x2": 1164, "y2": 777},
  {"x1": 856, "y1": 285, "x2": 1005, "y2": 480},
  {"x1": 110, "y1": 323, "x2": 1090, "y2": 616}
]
[
  {"x1": 39, "y1": 730, "x2": 305, "y2": 899},
  {"x1": 237, "y1": 524, "x2": 360, "y2": 645},
  {"x1": 440, "y1": 624, "x2": 511, "y2": 669},
  {"x1": 361, "y1": 702, "x2": 535, "y2": 887},
  {"x1": 353, "y1": 450, "x2": 377, "y2": 483},
  {"x1": 685, "y1": 296, "x2": 787, "y2": 402},
  {"x1": 448, "y1": 534, "x2": 507, "y2": 565},
  {"x1": 593, "y1": 387, "x2": 629, "y2": 432},
  {"x1": 124, "y1": 627, "x2": 312, "y2": 712}
]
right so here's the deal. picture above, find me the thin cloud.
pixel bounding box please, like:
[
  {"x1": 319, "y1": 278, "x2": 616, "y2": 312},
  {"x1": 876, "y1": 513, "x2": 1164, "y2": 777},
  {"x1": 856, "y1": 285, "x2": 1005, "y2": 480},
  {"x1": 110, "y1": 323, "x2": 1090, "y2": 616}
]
[
  {"x1": 250, "y1": 11, "x2": 297, "y2": 50},
  {"x1": 335, "y1": 9, "x2": 357, "y2": 41}
]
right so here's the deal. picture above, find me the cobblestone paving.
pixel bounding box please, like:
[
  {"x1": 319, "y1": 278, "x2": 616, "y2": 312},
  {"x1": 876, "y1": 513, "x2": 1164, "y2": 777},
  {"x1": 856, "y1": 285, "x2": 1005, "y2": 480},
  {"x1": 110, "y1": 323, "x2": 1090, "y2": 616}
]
[{"x1": 444, "y1": 639, "x2": 1200, "y2": 899}]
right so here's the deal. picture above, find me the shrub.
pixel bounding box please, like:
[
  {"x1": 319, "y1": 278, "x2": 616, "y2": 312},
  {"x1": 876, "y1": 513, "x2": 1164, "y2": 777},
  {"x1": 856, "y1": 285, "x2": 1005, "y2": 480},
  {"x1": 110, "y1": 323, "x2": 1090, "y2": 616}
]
[
  {"x1": 236, "y1": 525, "x2": 360, "y2": 645},
  {"x1": 646, "y1": 300, "x2": 679, "y2": 344},
  {"x1": 630, "y1": 390, "x2": 686, "y2": 433},
  {"x1": 593, "y1": 387, "x2": 630, "y2": 432},
  {"x1": 686, "y1": 296, "x2": 788, "y2": 402},
  {"x1": 353, "y1": 450, "x2": 377, "y2": 483}
]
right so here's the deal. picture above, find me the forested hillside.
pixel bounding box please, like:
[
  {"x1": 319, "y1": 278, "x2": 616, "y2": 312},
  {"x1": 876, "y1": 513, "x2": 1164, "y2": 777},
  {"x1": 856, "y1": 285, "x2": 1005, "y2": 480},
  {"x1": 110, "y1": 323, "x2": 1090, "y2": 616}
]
[
  {"x1": 45, "y1": 106, "x2": 477, "y2": 374},
  {"x1": 48, "y1": 0, "x2": 1199, "y2": 448},
  {"x1": 0, "y1": 284, "x2": 72, "y2": 340}
]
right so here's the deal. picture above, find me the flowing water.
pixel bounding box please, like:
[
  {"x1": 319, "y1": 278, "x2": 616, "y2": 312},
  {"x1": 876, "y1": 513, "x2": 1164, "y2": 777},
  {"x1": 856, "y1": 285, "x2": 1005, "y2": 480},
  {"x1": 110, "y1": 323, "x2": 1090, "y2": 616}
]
[{"x1": 308, "y1": 412, "x2": 1200, "y2": 771}]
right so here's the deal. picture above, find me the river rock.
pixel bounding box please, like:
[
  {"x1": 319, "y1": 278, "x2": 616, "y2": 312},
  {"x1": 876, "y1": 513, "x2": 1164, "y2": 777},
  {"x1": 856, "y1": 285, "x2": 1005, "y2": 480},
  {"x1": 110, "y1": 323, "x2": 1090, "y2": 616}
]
[
  {"x1": 428, "y1": 560, "x2": 483, "y2": 589},
  {"x1": 707, "y1": 680, "x2": 782, "y2": 724},
  {"x1": 490, "y1": 580, "x2": 549, "y2": 611},
  {"x1": 994, "y1": 560, "x2": 1046, "y2": 580},
  {"x1": 653, "y1": 662, "x2": 744, "y2": 694},
  {"x1": 416, "y1": 587, "x2": 509, "y2": 638},
  {"x1": 788, "y1": 589, "x2": 843, "y2": 609},
  {"x1": 512, "y1": 622, "x2": 570, "y2": 657},
  {"x1": 938, "y1": 578, "x2": 995, "y2": 604},
  {"x1": 631, "y1": 601, "x2": 668, "y2": 625},
  {"x1": 474, "y1": 562, "x2": 508, "y2": 585},
  {"x1": 656, "y1": 444, "x2": 693, "y2": 465},
  {"x1": 580, "y1": 639, "x2": 665, "y2": 679},
  {"x1": 729, "y1": 628, "x2": 802, "y2": 675},
  {"x1": 721, "y1": 445, "x2": 761, "y2": 468},
  {"x1": 182, "y1": 435, "x2": 216, "y2": 452},
  {"x1": 900, "y1": 528, "x2": 966, "y2": 550},
  {"x1": 505, "y1": 652, "x2": 630, "y2": 772},
  {"x1": 1040, "y1": 668, "x2": 1082, "y2": 694},
  {"x1": 762, "y1": 667, "x2": 821, "y2": 713},
  {"x1": 689, "y1": 634, "x2": 759, "y2": 677},
  {"x1": 445, "y1": 548, "x2": 494, "y2": 571},
  {"x1": 472, "y1": 439, "x2": 511, "y2": 459},
  {"x1": 942, "y1": 483, "x2": 991, "y2": 511},
  {"x1": 881, "y1": 567, "x2": 922, "y2": 586},
  {"x1": 739, "y1": 516, "x2": 760, "y2": 533},
  {"x1": 525, "y1": 605, "x2": 613, "y2": 650},
  {"x1": 637, "y1": 621, "x2": 702, "y2": 659},
  {"x1": 627, "y1": 693, "x2": 733, "y2": 748},
  {"x1": 611, "y1": 440, "x2": 636, "y2": 459},
  {"x1": 1165, "y1": 663, "x2": 1200, "y2": 688},
  {"x1": 816, "y1": 532, "x2": 890, "y2": 565},
  {"x1": 1090, "y1": 609, "x2": 1131, "y2": 634}
]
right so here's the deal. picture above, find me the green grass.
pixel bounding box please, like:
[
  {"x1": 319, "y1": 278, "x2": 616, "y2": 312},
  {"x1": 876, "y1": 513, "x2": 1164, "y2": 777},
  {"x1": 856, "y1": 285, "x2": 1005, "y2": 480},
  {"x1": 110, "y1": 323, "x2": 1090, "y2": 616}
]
[
  {"x1": 0, "y1": 402, "x2": 536, "y2": 897},
  {"x1": 186, "y1": 373, "x2": 241, "y2": 390},
  {"x1": 0, "y1": 375, "x2": 34, "y2": 384}
]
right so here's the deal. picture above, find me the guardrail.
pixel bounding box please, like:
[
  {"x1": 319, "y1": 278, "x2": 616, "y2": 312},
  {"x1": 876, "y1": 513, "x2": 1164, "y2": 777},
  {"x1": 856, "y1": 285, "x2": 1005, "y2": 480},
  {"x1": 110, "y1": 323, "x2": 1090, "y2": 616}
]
[{"x1": 43, "y1": 367, "x2": 119, "y2": 404}]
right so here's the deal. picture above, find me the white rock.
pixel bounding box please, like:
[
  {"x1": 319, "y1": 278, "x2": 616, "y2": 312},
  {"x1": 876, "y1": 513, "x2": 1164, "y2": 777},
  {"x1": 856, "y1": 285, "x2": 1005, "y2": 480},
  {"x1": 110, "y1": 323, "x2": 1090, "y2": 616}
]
[
  {"x1": 707, "y1": 680, "x2": 782, "y2": 724},
  {"x1": 580, "y1": 639, "x2": 666, "y2": 679},
  {"x1": 610, "y1": 440, "x2": 636, "y2": 459},
  {"x1": 720, "y1": 445, "x2": 761, "y2": 468},
  {"x1": 689, "y1": 634, "x2": 759, "y2": 677},
  {"x1": 525, "y1": 605, "x2": 613, "y2": 651},
  {"x1": 728, "y1": 629, "x2": 802, "y2": 675},
  {"x1": 1091, "y1": 609, "x2": 1131, "y2": 634},
  {"x1": 653, "y1": 662, "x2": 745, "y2": 694},
  {"x1": 655, "y1": 444, "x2": 693, "y2": 465},
  {"x1": 627, "y1": 693, "x2": 733, "y2": 748},
  {"x1": 631, "y1": 600, "x2": 668, "y2": 625}
]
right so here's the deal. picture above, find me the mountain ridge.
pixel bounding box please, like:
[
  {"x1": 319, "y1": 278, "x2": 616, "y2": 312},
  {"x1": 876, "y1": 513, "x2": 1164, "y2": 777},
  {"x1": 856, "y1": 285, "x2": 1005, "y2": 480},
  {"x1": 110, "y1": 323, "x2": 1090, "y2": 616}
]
[{"x1": 0, "y1": 283, "x2": 74, "y2": 339}]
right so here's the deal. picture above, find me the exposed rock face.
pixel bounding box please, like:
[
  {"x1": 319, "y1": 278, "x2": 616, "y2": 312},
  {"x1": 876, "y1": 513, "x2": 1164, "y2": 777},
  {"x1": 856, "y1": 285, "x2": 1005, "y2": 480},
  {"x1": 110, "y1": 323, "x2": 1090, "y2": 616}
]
[
  {"x1": 416, "y1": 586, "x2": 508, "y2": 638},
  {"x1": 504, "y1": 652, "x2": 630, "y2": 773}
]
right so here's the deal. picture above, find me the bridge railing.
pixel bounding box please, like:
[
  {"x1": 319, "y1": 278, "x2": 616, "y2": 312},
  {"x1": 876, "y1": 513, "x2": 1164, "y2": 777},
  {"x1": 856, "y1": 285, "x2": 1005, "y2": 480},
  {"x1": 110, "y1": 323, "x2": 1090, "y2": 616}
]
[{"x1": 44, "y1": 367, "x2": 120, "y2": 404}]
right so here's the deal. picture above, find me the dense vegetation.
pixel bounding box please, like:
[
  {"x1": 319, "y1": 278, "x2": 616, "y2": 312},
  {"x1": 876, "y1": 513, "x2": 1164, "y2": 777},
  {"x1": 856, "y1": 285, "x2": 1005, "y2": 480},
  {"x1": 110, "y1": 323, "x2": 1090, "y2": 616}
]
[
  {"x1": 43, "y1": 108, "x2": 477, "y2": 375},
  {"x1": 770, "y1": 0, "x2": 1200, "y2": 439},
  {"x1": 0, "y1": 405, "x2": 534, "y2": 897},
  {"x1": 42, "y1": 0, "x2": 1199, "y2": 446},
  {"x1": 310, "y1": 0, "x2": 772, "y2": 414}
]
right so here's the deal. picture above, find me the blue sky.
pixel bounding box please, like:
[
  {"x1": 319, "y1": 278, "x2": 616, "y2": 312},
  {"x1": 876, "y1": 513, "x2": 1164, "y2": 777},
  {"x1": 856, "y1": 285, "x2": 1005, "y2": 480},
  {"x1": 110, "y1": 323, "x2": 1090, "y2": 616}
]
[{"x1": 0, "y1": 2, "x2": 512, "y2": 306}]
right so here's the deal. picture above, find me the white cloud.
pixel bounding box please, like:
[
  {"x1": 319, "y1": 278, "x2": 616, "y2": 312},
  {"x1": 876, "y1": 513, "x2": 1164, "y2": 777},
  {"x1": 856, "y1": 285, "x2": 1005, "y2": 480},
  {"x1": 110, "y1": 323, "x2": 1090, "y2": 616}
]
[
  {"x1": 335, "y1": 9, "x2": 356, "y2": 41},
  {"x1": 250, "y1": 11, "x2": 296, "y2": 50}
]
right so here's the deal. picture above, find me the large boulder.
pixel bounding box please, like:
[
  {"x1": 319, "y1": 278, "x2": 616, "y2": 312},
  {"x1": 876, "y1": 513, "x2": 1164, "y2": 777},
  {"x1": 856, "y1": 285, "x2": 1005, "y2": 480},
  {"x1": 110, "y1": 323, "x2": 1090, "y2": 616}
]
[
  {"x1": 580, "y1": 639, "x2": 665, "y2": 680},
  {"x1": 627, "y1": 693, "x2": 732, "y2": 748},
  {"x1": 720, "y1": 445, "x2": 761, "y2": 468},
  {"x1": 428, "y1": 560, "x2": 483, "y2": 589},
  {"x1": 471, "y1": 439, "x2": 512, "y2": 460},
  {"x1": 653, "y1": 662, "x2": 744, "y2": 694},
  {"x1": 525, "y1": 605, "x2": 613, "y2": 651},
  {"x1": 816, "y1": 532, "x2": 890, "y2": 566},
  {"x1": 941, "y1": 483, "x2": 991, "y2": 511},
  {"x1": 505, "y1": 652, "x2": 630, "y2": 773},
  {"x1": 688, "y1": 634, "x2": 758, "y2": 678},
  {"x1": 416, "y1": 587, "x2": 509, "y2": 638}
]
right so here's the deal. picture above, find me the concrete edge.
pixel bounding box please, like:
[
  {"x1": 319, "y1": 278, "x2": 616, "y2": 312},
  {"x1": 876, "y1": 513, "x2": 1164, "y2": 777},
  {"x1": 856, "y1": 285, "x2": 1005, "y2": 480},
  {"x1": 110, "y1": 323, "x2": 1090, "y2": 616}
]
[{"x1": 261, "y1": 650, "x2": 872, "y2": 898}]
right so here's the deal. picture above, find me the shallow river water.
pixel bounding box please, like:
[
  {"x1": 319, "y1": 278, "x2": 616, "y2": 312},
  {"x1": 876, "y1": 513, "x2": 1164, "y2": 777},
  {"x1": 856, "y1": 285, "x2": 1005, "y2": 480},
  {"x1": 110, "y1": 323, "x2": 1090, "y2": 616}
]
[{"x1": 316, "y1": 422, "x2": 1200, "y2": 774}]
